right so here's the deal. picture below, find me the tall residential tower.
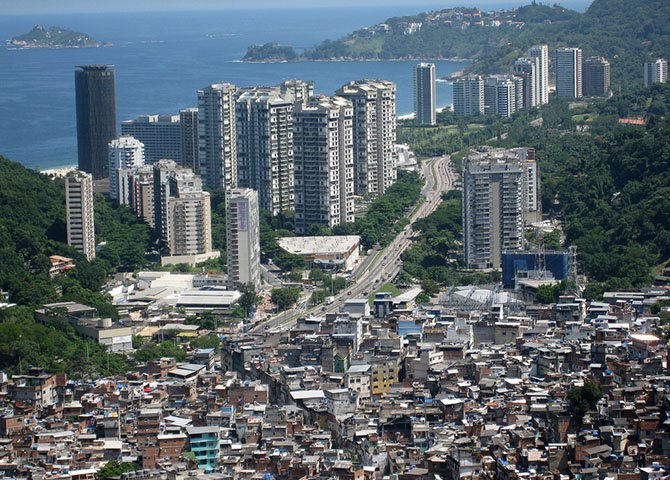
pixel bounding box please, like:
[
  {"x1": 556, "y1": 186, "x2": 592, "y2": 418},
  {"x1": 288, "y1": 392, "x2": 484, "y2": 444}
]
[
  {"x1": 336, "y1": 80, "x2": 397, "y2": 196},
  {"x1": 293, "y1": 96, "x2": 354, "y2": 235},
  {"x1": 463, "y1": 147, "x2": 539, "y2": 270},
  {"x1": 197, "y1": 83, "x2": 237, "y2": 190},
  {"x1": 453, "y1": 75, "x2": 484, "y2": 118},
  {"x1": 414, "y1": 63, "x2": 436, "y2": 126},
  {"x1": 66, "y1": 170, "x2": 96, "y2": 261},
  {"x1": 108, "y1": 135, "x2": 145, "y2": 201},
  {"x1": 236, "y1": 87, "x2": 295, "y2": 215},
  {"x1": 555, "y1": 47, "x2": 583, "y2": 98},
  {"x1": 528, "y1": 45, "x2": 549, "y2": 104},
  {"x1": 226, "y1": 188, "x2": 261, "y2": 290},
  {"x1": 644, "y1": 58, "x2": 668, "y2": 87}
]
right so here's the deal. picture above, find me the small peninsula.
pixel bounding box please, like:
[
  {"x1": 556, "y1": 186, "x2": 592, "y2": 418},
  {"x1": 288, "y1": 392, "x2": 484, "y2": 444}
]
[{"x1": 9, "y1": 25, "x2": 108, "y2": 49}]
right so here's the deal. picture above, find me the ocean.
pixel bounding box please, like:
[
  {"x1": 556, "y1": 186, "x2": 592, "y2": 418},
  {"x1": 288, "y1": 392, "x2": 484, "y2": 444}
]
[{"x1": 0, "y1": 3, "x2": 591, "y2": 170}]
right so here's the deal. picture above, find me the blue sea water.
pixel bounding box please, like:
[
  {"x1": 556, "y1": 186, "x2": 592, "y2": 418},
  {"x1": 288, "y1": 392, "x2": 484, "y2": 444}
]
[{"x1": 0, "y1": 3, "x2": 590, "y2": 170}]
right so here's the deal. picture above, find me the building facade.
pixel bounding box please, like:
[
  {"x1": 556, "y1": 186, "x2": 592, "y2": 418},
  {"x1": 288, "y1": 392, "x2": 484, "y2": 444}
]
[
  {"x1": 197, "y1": 83, "x2": 237, "y2": 190},
  {"x1": 484, "y1": 75, "x2": 518, "y2": 118},
  {"x1": 555, "y1": 47, "x2": 583, "y2": 98},
  {"x1": 644, "y1": 58, "x2": 668, "y2": 87},
  {"x1": 225, "y1": 188, "x2": 261, "y2": 290},
  {"x1": 153, "y1": 160, "x2": 214, "y2": 259},
  {"x1": 453, "y1": 74, "x2": 485, "y2": 118},
  {"x1": 336, "y1": 80, "x2": 397, "y2": 196},
  {"x1": 463, "y1": 147, "x2": 539, "y2": 270},
  {"x1": 108, "y1": 136, "x2": 144, "y2": 201},
  {"x1": 414, "y1": 63, "x2": 436, "y2": 126},
  {"x1": 66, "y1": 170, "x2": 96, "y2": 261},
  {"x1": 528, "y1": 45, "x2": 549, "y2": 104},
  {"x1": 121, "y1": 114, "x2": 181, "y2": 165},
  {"x1": 293, "y1": 96, "x2": 355, "y2": 235},
  {"x1": 236, "y1": 87, "x2": 294, "y2": 215},
  {"x1": 118, "y1": 164, "x2": 155, "y2": 227},
  {"x1": 179, "y1": 107, "x2": 199, "y2": 172},
  {"x1": 75, "y1": 65, "x2": 117, "y2": 179},
  {"x1": 512, "y1": 57, "x2": 539, "y2": 108},
  {"x1": 582, "y1": 56, "x2": 611, "y2": 97},
  {"x1": 278, "y1": 79, "x2": 314, "y2": 107}
]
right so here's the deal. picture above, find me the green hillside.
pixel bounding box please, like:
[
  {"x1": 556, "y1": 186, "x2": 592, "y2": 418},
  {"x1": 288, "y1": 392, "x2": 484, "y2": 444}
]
[{"x1": 243, "y1": 0, "x2": 670, "y2": 88}]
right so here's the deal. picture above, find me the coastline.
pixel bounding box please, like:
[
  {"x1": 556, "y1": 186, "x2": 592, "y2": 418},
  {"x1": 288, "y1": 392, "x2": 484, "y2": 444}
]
[{"x1": 240, "y1": 56, "x2": 472, "y2": 64}]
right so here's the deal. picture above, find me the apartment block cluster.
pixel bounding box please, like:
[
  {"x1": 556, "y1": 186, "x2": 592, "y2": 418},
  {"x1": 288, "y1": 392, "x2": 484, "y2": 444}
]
[
  {"x1": 2, "y1": 279, "x2": 670, "y2": 480},
  {"x1": 453, "y1": 45, "x2": 612, "y2": 118},
  {"x1": 73, "y1": 66, "x2": 398, "y2": 248}
]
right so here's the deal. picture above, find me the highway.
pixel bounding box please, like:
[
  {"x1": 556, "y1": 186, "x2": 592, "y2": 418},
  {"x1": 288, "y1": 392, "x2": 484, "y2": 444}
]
[{"x1": 249, "y1": 154, "x2": 456, "y2": 333}]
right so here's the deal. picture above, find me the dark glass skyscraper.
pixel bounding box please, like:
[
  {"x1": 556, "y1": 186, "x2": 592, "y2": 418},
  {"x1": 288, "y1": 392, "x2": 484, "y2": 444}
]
[{"x1": 75, "y1": 65, "x2": 117, "y2": 179}]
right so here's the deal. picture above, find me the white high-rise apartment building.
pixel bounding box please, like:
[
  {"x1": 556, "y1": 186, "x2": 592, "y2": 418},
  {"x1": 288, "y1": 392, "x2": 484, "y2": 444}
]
[
  {"x1": 453, "y1": 74, "x2": 485, "y2": 118},
  {"x1": 108, "y1": 135, "x2": 145, "y2": 201},
  {"x1": 644, "y1": 58, "x2": 668, "y2": 87},
  {"x1": 512, "y1": 57, "x2": 539, "y2": 108},
  {"x1": 484, "y1": 75, "x2": 518, "y2": 118},
  {"x1": 463, "y1": 147, "x2": 539, "y2": 270},
  {"x1": 121, "y1": 114, "x2": 181, "y2": 165},
  {"x1": 414, "y1": 63, "x2": 436, "y2": 126},
  {"x1": 226, "y1": 188, "x2": 261, "y2": 290},
  {"x1": 293, "y1": 95, "x2": 355, "y2": 235},
  {"x1": 555, "y1": 47, "x2": 583, "y2": 98},
  {"x1": 153, "y1": 159, "x2": 213, "y2": 258},
  {"x1": 66, "y1": 170, "x2": 96, "y2": 261},
  {"x1": 197, "y1": 83, "x2": 237, "y2": 190},
  {"x1": 236, "y1": 87, "x2": 294, "y2": 215},
  {"x1": 528, "y1": 45, "x2": 549, "y2": 104},
  {"x1": 336, "y1": 79, "x2": 397, "y2": 196}
]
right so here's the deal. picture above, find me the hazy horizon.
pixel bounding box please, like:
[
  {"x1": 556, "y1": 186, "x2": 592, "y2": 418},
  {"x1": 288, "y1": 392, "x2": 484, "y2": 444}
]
[{"x1": 3, "y1": 0, "x2": 593, "y2": 15}]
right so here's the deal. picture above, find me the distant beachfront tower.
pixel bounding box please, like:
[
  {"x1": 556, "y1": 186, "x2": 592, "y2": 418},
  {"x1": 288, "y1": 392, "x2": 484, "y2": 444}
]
[
  {"x1": 236, "y1": 87, "x2": 295, "y2": 216},
  {"x1": 644, "y1": 58, "x2": 668, "y2": 87},
  {"x1": 582, "y1": 56, "x2": 611, "y2": 97},
  {"x1": 414, "y1": 63, "x2": 436, "y2": 126},
  {"x1": 108, "y1": 135, "x2": 144, "y2": 201},
  {"x1": 75, "y1": 65, "x2": 117, "y2": 179},
  {"x1": 336, "y1": 79, "x2": 397, "y2": 196},
  {"x1": 66, "y1": 170, "x2": 96, "y2": 261},
  {"x1": 121, "y1": 114, "x2": 181, "y2": 165},
  {"x1": 179, "y1": 107, "x2": 199, "y2": 172},
  {"x1": 226, "y1": 188, "x2": 261, "y2": 290},
  {"x1": 197, "y1": 83, "x2": 237, "y2": 190},
  {"x1": 453, "y1": 74, "x2": 485, "y2": 118},
  {"x1": 528, "y1": 45, "x2": 549, "y2": 104},
  {"x1": 293, "y1": 95, "x2": 355, "y2": 235},
  {"x1": 555, "y1": 47, "x2": 583, "y2": 98}
]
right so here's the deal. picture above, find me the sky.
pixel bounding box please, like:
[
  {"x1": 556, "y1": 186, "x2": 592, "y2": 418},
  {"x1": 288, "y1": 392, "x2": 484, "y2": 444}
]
[{"x1": 2, "y1": 0, "x2": 592, "y2": 14}]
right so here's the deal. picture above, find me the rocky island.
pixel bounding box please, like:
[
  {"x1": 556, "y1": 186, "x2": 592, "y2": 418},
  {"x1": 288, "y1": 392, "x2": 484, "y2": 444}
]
[
  {"x1": 242, "y1": 42, "x2": 299, "y2": 62},
  {"x1": 9, "y1": 25, "x2": 109, "y2": 49}
]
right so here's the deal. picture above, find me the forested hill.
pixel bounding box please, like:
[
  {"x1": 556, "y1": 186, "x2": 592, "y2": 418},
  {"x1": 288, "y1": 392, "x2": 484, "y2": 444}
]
[
  {"x1": 243, "y1": 0, "x2": 670, "y2": 87},
  {"x1": 0, "y1": 156, "x2": 153, "y2": 308},
  {"x1": 497, "y1": 83, "x2": 670, "y2": 297},
  {"x1": 469, "y1": 0, "x2": 670, "y2": 87}
]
